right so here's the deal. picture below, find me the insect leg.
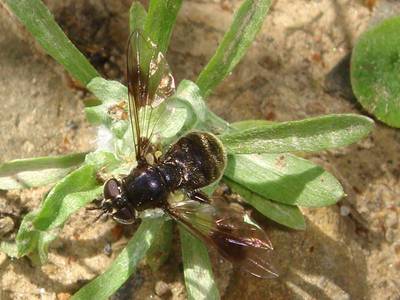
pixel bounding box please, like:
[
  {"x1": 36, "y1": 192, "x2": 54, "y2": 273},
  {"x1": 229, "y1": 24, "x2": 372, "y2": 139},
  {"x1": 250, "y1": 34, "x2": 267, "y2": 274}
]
[{"x1": 187, "y1": 190, "x2": 211, "y2": 204}]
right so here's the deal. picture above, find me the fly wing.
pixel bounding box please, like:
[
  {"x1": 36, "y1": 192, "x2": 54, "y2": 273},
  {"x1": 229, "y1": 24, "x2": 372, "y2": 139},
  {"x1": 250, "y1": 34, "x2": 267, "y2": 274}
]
[
  {"x1": 127, "y1": 31, "x2": 175, "y2": 162},
  {"x1": 167, "y1": 199, "x2": 278, "y2": 278}
]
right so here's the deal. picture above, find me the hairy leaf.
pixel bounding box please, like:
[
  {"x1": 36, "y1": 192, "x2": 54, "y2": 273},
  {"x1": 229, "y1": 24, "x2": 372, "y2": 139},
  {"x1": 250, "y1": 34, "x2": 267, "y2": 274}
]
[
  {"x1": 0, "y1": 153, "x2": 87, "y2": 190},
  {"x1": 145, "y1": 219, "x2": 173, "y2": 271},
  {"x1": 197, "y1": 0, "x2": 272, "y2": 97},
  {"x1": 224, "y1": 178, "x2": 306, "y2": 230},
  {"x1": 180, "y1": 226, "x2": 220, "y2": 300},
  {"x1": 220, "y1": 114, "x2": 374, "y2": 154},
  {"x1": 72, "y1": 218, "x2": 165, "y2": 300},
  {"x1": 144, "y1": 0, "x2": 183, "y2": 54},
  {"x1": 130, "y1": 2, "x2": 147, "y2": 33},
  {"x1": 5, "y1": 165, "x2": 102, "y2": 263},
  {"x1": 351, "y1": 16, "x2": 400, "y2": 128},
  {"x1": 224, "y1": 153, "x2": 344, "y2": 207},
  {"x1": 5, "y1": 0, "x2": 99, "y2": 85}
]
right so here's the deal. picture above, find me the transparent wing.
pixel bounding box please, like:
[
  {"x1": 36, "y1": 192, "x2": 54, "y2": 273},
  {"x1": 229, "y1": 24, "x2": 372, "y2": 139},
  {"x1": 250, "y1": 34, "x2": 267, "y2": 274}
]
[
  {"x1": 167, "y1": 199, "x2": 278, "y2": 278},
  {"x1": 127, "y1": 31, "x2": 175, "y2": 162}
]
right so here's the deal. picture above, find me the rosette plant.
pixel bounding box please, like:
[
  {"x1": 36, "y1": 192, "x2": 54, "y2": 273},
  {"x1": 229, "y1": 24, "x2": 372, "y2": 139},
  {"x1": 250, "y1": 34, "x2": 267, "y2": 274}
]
[{"x1": 0, "y1": 0, "x2": 374, "y2": 299}]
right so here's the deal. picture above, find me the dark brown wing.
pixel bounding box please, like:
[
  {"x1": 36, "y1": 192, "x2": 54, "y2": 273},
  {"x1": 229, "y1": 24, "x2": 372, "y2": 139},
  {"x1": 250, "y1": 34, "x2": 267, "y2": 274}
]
[
  {"x1": 127, "y1": 31, "x2": 175, "y2": 162},
  {"x1": 167, "y1": 199, "x2": 278, "y2": 278}
]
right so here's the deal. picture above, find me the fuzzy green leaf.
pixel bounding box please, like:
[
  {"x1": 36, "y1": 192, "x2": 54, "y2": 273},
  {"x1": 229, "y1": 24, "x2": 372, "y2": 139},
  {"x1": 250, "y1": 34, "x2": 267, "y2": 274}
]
[
  {"x1": 230, "y1": 119, "x2": 273, "y2": 131},
  {"x1": 351, "y1": 16, "x2": 400, "y2": 128},
  {"x1": 145, "y1": 219, "x2": 173, "y2": 271},
  {"x1": 220, "y1": 114, "x2": 374, "y2": 154},
  {"x1": 166, "y1": 80, "x2": 208, "y2": 141},
  {"x1": 5, "y1": 0, "x2": 99, "y2": 85},
  {"x1": 179, "y1": 226, "x2": 220, "y2": 300},
  {"x1": 4, "y1": 165, "x2": 102, "y2": 262},
  {"x1": 85, "y1": 78, "x2": 129, "y2": 139},
  {"x1": 202, "y1": 110, "x2": 231, "y2": 134},
  {"x1": 32, "y1": 165, "x2": 101, "y2": 230},
  {"x1": 176, "y1": 80, "x2": 207, "y2": 123},
  {"x1": 224, "y1": 178, "x2": 306, "y2": 230},
  {"x1": 0, "y1": 153, "x2": 87, "y2": 190},
  {"x1": 196, "y1": 0, "x2": 272, "y2": 97},
  {"x1": 224, "y1": 153, "x2": 344, "y2": 207},
  {"x1": 84, "y1": 151, "x2": 121, "y2": 172},
  {"x1": 72, "y1": 217, "x2": 165, "y2": 300},
  {"x1": 85, "y1": 78, "x2": 201, "y2": 149},
  {"x1": 144, "y1": 0, "x2": 183, "y2": 54},
  {"x1": 129, "y1": 2, "x2": 147, "y2": 33},
  {"x1": 87, "y1": 77, "x2": 128, "y2": 104}
]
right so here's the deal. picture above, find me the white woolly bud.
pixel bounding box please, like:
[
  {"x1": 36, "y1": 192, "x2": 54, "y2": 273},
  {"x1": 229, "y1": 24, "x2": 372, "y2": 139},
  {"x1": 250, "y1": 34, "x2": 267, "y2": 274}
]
[{"x1": 96, "y1": 125, "x2": 114, "y2": 151}]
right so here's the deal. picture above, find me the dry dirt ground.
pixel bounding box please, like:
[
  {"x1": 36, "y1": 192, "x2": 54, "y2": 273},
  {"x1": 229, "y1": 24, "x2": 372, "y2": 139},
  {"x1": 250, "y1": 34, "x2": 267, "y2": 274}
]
[{"x1": 1, "y1": 0, "x2": 400, "y2": 299}]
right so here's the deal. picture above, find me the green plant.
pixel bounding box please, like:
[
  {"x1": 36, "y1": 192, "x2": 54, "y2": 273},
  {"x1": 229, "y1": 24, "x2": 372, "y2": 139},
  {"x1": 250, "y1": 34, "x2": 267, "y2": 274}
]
[
  {"x1": 351, "y1": 16, "x2": 400, "y2": 128},
  {"x1": 0, "y1": 0, "x2": 374, "y2": 299}
]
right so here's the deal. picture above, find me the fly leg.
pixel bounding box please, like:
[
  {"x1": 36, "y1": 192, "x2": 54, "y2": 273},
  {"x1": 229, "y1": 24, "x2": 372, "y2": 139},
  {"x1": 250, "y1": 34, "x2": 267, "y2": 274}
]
[{"x1": 187, "y1": 190, "x2": 211, "y2": 204}]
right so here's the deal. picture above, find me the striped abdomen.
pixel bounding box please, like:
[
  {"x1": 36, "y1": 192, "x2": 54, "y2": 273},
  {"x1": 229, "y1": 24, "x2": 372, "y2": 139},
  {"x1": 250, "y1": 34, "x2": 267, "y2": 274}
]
[{"x1": 160, "y1": 132, "x2": 227, "y2": 191}]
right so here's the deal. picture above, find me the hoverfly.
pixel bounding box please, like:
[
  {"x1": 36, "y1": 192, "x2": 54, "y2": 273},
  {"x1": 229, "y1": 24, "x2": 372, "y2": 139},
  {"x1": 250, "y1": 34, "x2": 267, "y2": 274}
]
[{"x1": 96, "y1": 31, "x2": 278, "y2": 278}]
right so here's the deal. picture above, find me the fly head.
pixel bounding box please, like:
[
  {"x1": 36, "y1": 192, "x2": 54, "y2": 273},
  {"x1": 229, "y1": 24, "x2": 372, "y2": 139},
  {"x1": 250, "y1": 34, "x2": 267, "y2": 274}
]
[{"x1": 100, "y1": 178, "x2": 137, "y2": 224}]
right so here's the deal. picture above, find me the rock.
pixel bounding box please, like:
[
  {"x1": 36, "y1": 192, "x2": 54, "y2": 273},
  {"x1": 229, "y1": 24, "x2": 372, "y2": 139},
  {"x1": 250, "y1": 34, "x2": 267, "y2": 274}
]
[{"x1": 154, "y1": 280, "x2": 170, "y2": 297}]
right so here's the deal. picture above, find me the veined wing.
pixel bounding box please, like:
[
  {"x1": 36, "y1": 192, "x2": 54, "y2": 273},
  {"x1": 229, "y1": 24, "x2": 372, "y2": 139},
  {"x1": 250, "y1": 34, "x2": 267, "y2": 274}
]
[
  {"x1": 167, "y1": 199, "x2": 278, "y2": 278},
  {"x1": 127, "y1": 31, "x2": 175, "y2": 163}
]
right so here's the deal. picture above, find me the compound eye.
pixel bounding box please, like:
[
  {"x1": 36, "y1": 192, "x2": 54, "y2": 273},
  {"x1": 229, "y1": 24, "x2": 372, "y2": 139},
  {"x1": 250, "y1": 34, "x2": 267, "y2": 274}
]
[{"x1": 104, "y1": 179, "x2": 121, "y2": 199}]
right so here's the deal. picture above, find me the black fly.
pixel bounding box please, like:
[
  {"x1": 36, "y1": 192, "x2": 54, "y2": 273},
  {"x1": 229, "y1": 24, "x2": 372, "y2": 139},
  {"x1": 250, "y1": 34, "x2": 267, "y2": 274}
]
[{"x1": 95, "y1": 31, "x2": 277, "y2": 278}]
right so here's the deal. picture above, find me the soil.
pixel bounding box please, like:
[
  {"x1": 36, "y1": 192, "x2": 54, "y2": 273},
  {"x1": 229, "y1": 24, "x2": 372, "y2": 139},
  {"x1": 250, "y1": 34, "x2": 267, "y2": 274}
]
[{"x1": 1, "y1": 0, "x2": 400, "y2": 299}]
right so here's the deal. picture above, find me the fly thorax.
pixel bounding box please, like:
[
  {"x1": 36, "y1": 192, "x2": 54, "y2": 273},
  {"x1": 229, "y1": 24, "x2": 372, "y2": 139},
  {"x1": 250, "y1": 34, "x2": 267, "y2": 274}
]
[{"x1": 123, "y1": 166, "x2": 168, "y2": 210}]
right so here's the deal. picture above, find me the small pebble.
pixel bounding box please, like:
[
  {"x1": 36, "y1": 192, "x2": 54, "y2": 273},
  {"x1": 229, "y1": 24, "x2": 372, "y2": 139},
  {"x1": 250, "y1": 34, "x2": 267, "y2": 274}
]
[
  {"x1": 0, "y1": 216, "x2": 14, "y2": 236},
  {"x1": 39, "y1": 288, "x2": 46, "y2": 295},
  {"x1": 104, "y1": 62, "x2": 111, "y2": 72},
  {"x1": 30, "y1": 90, "x2": 40, "y2": 97},
  {"x1": 340, "y1": 205, "x2": 351, "y2": 216},
  {"x1": 385, "y1": 211, "x2": 398, "y2": 228},
  {"x1": 66, "y1": 120, "x2": 79, "y2": 130},
  {"x1": 394, "y1": 242, "x2": 400, "y2": 256},
  {"x1": 57, "y1": 292, "x2": 71, "y2": 300},
  {"x1": 155, "y1": 280, "x2": 170, "y2": 297},
  {"x1": 0, "y1": 252, "x2": 7, "y2": 264},
  {"x1": 385, "y1": 228, "x2": 395, "y2": 243},
  {"x1": 76, "y1": 90, "x2": 84, "y2": 98},
  {"x1": 103, "y1": 242, "x2": 112, "y2": 256}
]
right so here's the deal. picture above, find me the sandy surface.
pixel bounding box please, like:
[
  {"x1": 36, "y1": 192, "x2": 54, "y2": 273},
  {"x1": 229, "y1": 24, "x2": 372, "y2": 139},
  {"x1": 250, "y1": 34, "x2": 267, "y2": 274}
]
[{"x1": 1, "y1": 0, "x2": 399, "y2": 299}]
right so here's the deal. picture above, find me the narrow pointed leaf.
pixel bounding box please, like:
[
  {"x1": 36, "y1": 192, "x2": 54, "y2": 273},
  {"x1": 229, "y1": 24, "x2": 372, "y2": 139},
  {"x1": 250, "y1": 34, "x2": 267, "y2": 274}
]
[
  {"x1": 32, "y1": 165, "x2": 100, "y2": 230},
  {"x1": 143, "y1": 0, "x2": 183, "y2": 54},
  {"x1": 202, "y1": 110, "x2": 231, "y2": 134},
  {"x1": 5, "y1": 0, "x2": 99, "y2": 85},
  {"x1": 87, "y1": 77, "x2": 128, "y2": 105},
  {"x1": 179, "y1": 226, "x2": 220, "y2": 300},
  {"x1": 72, "y1": 218, "x2": 165, "y2": 300},
  {"x1": 129, "y1": 2, "x2": 147, "y2": 33},
  {"x1": 196, "y1": 0, "x2": 272, "y2": 97},
  {"x1": 230, "y1": 119, "x2": 273, "y2": 131},
  {"x1": 145, "y1": 219, "x2": 173, "y2": 271},
  {"x1": 224, "y1": 153, "x2": 344, "y2": 207},
  {"x1": 0, "y1": 153, "x2": 87, "y2": 190},
  {"x1": 224, "y1": 178, "x2": 306, "y2": 230},
  {"x1": 220, "y1": 114, "x2": 374, "y2": 154},
  {"x1": 8, "y1": 165, "x2": 102, "y2": 262}
]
